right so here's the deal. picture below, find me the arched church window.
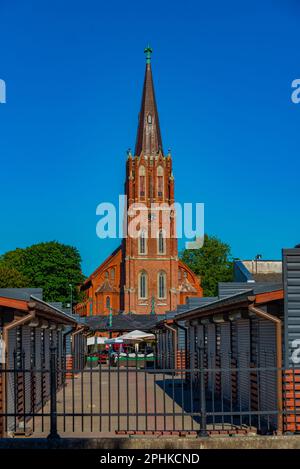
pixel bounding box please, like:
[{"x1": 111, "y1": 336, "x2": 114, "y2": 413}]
[
  {"x1": 158, "y1": 229, "x2": 165, "y2": 254},
  {"x1": 139, "y1": 271, "x2": 148, "y2": 299},
  {"x1": 139, "y1": 229, "x2": 147, "y2": 255},
  {"x1": 157, "y1": 166, "x2": 164, "y2": 197},
  {"x1": 105, "y1": 271, "x2": 109, "y2": 279},
  {"x1": 147, "y1": 114, "x2": 152, "y2": 124},
  {"x1": 106, "y1": 296, "x2": 111, "y2": 309},
  {"x1": 158, "y1": 271, "x2": 166, "y2": 299},
  {"x1": 139, "y1": 165, "x2": 146, "y2": 197},
  {"x1": 111, "y1": 268, "x2": 115, "y2": 280}
]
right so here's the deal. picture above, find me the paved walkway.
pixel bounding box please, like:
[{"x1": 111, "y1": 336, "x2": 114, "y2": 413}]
[{"x1": 30, "y1": 366, "x2": 197, "y2": 437}]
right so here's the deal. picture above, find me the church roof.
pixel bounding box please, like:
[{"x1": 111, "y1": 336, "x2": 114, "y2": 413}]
[{"x1": 135, "y1": 46, "x2": 163, "y2": 156}]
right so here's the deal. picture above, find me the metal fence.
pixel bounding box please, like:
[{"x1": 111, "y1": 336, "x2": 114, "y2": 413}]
[{"x1": 0, "y1": 347, "x2": 299, "y2": 437}]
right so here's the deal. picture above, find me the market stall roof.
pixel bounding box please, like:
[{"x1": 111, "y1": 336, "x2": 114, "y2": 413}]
[
  {"x1": 83, "y1": 314, "x2": 161, "y2": 332},
  {"x1": 118, "y1": 330, "x2": 155, "y2": 342}
]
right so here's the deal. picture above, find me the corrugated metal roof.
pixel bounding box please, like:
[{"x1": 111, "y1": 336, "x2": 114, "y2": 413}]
[
  {"x1": 0, "y1": 289, "x2": 78, "y2": 325},
  {"x1": 175, "y1": 290, "x2": 252, "y2": 321},
  {"x1": 186, "y1": 297, "x2": 219, "y2": 306},
  {"x1": 218, "y1": 282, "x2": 282, "y2": 298},
  {"x1": 84, "y1": 314, "x2": 162, "y2": 332},
  {"x1": 0, "y1": 288, "x2": 43, "y2": 301}
]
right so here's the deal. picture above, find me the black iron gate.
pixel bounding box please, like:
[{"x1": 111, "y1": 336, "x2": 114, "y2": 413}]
[{"x1": 1, "y1": 347, "x2": 299, "y2": 437}]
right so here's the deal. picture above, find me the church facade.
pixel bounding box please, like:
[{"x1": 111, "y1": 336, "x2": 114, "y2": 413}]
[{"x1": 75, "y1": 48, "x2": 202, "y2": 317}]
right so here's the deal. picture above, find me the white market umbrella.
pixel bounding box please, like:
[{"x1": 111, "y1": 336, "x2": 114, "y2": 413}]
[{"x1": 117, "y1": 330, "x2": 155, "y2": 342}]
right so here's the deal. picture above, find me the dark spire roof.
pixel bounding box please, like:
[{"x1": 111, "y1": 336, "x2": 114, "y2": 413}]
[{"x1": 135, "y1": 46, "x2": 163, "y2": 156}]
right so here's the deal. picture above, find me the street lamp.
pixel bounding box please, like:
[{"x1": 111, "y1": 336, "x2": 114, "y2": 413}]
[{"x1": 69, "y1": 283, "x2": 73, "y2": 314}]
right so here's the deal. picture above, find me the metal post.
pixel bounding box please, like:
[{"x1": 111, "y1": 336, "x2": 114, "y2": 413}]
[
  {"x1": 47, "y1": 346, "x2": 60, "y2": 439},
  {"x1": 198, "y1": 346, "x2": 208, "y2": 437}
]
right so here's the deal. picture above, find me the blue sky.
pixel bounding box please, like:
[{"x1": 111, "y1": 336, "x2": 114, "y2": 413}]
[{"x1": 0, "y1": 0, "x2": 299, "y2": 275}]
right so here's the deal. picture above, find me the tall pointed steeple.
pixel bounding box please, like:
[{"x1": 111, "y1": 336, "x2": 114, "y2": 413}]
[{"x1": 135, "y1": 46, "x2": 163, "y2": 156}]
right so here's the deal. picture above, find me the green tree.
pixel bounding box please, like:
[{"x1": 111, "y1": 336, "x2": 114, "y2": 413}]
[
  {"x1": 0, "y1": 241, "x2": 84, "y2": 305},
  {"x1": 0, "y1": 264, "x2": 29, "y2": 288},
  {"x1": 180, "y1": 234, "x2": 233, "y2": 296}
]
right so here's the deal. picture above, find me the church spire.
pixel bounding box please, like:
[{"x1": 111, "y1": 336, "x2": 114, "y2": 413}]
[{"x1": 135, "y1": 46, "x2": 163, "y2": 156}]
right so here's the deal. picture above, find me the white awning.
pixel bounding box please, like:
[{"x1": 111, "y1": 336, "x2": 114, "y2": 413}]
[
  {"x1": 87, "y1": 336, "x2": 107, "y2": 346},
  {"x1": 104, "y1": 338, "x2": 124, "y2": 344},
  {"x1": 117, "y1": 330, "x2": 155, "y2": 342}
]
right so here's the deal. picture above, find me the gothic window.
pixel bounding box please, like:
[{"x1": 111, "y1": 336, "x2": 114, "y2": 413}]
[
  {"x1": 106, "y1": 296, "x2": 111, "y2": 309},
  {"x1": 147, "y1": 114, "x2": 152, "y2": 124},
  {"x1": 105, "y1": 271, "x2": 109, "y2": 279},
  {"x1": 158, "y1": 229, "x2": 165, "y2": 254},
  {"x1": 157, "y1": 166, "x2": 164, "y2": 197},
  {"x1": 158, "y1": 271, "x2": 166, "y2": 299},
  {"x1": 111, "y1": 268, "x2": 115, "y2": 280},
  {"x1": 139, "y1": 165, "x2": 146, "y2": 197},
  {"x1": 139, "y1": 229, "x2": 147, "y2": 255},
  {"x1": 139, "y1": 271, "x2": 148, "y2": 299}
]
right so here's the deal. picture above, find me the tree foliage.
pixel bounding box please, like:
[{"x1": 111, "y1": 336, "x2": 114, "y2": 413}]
[
  {"x1": 0, "y1": 264, "x2": 29, "y2": 288},
  {"x1": 0, "y1": 241, "x2": 84, "y2": 304},
  {"x1": 180, "y1": 234, "x2": 233, "y2": 297}
]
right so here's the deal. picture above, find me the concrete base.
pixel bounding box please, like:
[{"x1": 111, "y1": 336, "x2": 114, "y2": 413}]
[{"x1": 0, "y1": 436, "x2": 300, "y2": 449}]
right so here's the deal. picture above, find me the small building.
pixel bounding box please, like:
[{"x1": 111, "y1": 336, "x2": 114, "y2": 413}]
[
  {"x1": 0, "y1": 288, "x2": 81, "y2": 436},
  {"x1": 233, "y1": 258, "x2": 282, "y2": 284},
  {"x1": 153, "y1": 246, "x2": 300, "y2": 434},
  {"x1": 155, "y1": 297, "x2": 218, "y2": 370},
  {"x1": 171, "y1": 246, "x2": 300, "y2": 434}
]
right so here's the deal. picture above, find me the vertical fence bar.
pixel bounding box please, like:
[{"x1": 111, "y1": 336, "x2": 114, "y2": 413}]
[
  {"x1": 72, "y1": 353, "x2": 75, "y2": 433},
  {"x1": 81, "y1": 351, "x2": 84, "y2": 432},
  {"x1": 99, "y1": 353, "x2": 102, "y2": 433},
  {"x1": 180, "y1": 350, "x2": 184, "y2": 432},
  {"x1": 198, "y1": 346, "x2": 208, "y2": 437},
  {"x1": 31, "y1": 352, "x2": 35, "y2": 433},
  {"x1": 292, "y1": 362, "x2": 296, "y2": 434},
  {"x1": 47, "y1": 346, "x2": 60, "y2": 439},
  {"x1": 89, "y1": 355, "x2": 93, "y2": 432},
  {"x1": 135, "y1": 350, "x2": 138, "y2": 431},
  {"x1": 172, "y1": 351, "x2": 175, "y2": 432},
  {"x1": 154, "y1": 352, "x2": 157, "y2": 432},
  {"x1": 108, "y1": 351, "x2": 111, "y2": 433},
  {"x1": 22, "y1": 351, "x2": 25, "y2": 433},
  {"x1": 4, "y1": 352, "x2": 8, "y2": 434},
  {"x1": 117, "y1": 350, "x2": 120, "y2": 432},
  {"x1": 126, "y1": 352, "x2": 129, "y2": 431},
  {"x1": 13, "y1": 351, "x2": 17, "y2": 434},
  {"x1": 144, "y1": 359, "x2": 148, "y2": 432},
  {"x1": 257, "y1": 364, "x2": 261, "y2": 433},
  {"x1": 62, "y1": 354, "x2": 66, "y2": 433}
]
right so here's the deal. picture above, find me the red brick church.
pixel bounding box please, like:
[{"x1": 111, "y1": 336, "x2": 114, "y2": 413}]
[{"x1": 75, "y1": 48, "x2": 202, "y2": 318}]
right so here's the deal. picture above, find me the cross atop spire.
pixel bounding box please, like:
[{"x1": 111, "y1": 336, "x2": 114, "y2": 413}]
[
  {"x1": 135, "y1": 46, "x2": 163, "y2": 156},
  {"x1": 144, "y1": 44, "x2": 152, "y2": 64}
]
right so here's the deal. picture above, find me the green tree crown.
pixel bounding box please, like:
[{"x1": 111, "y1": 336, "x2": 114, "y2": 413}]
[{"x1": 180, "y1": 234, "x2": 233, "y2": 297}]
